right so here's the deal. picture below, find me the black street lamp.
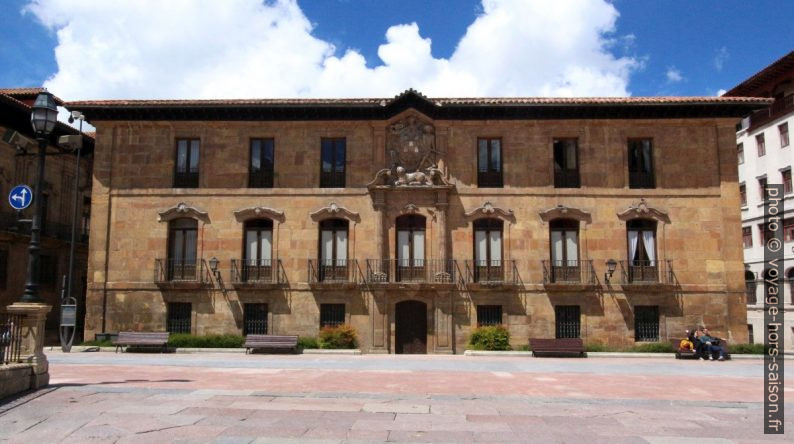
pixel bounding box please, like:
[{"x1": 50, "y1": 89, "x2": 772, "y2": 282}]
[{"x1": 21, "y1": 91, "x2": 58, "y2": 303}]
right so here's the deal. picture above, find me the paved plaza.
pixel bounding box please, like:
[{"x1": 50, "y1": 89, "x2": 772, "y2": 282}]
[{"x1": 0, "y1": 351, "x2": 792, "y2": 443}]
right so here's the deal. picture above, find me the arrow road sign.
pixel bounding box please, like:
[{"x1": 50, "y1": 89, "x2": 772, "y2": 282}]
[{"x1": 8, "y1": 185, "x2": 33, "y2": 210}]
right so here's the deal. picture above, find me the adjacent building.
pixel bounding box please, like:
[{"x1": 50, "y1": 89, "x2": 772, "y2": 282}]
[
  {"x1": 69, "y1": 90, "x2": 767, "y2": 353},
  {"x1": 725, "y1": 51, "x2": 794, "y2": 347},
  {"x1": 0, "y1": 88, "x2": 94, "y2": 343}
]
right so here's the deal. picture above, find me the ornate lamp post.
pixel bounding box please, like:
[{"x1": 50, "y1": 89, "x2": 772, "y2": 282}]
[{"x1": 21, "y1": 91, "x2": 58, "y2": 303}]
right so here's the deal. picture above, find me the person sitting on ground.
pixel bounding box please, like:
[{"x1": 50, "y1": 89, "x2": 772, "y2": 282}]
[
  {"x1": 699, "y1": 328, "x2": 726, "y2": 361},
  {"x1": 678, "y1": 330, "x2": 695, "y2": 353}
]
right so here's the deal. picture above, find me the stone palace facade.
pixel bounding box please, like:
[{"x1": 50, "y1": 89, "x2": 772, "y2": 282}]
[{"x1": 69, "y1": 90, "x2": 768, "y2": 353}]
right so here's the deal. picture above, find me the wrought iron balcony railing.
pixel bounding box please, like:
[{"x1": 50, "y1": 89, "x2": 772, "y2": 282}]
[
  {"x1": 364, "y1": 259, "x2": 458, "y2": 285},
  {"x1": 618, "y1": 260, "x2": 674, "y2": 285},
  {"x1": 748, "y1": 94, "x2": 793, "y2": 131},
  {"x1": 154, "y1": 258, "x2": 211, "y2": 285},
  {"x1": 554, "y1": 169, "x2": 581, "y2": 188},
  {"x1": 308, "y1": 259, "x2": 357, "y2": 284},
  {"x1": 231, "y1": 259, "x2": 285, "y2": 285},
  {"x1": 541, "y1": 260, "x2": 597, "y2": 286},
  {"x1": 464, "y1": 260, "x2": 519, "y2": 285},
  {"x1": 629, "y1": 171, "x2": 655, "y2": 189}
]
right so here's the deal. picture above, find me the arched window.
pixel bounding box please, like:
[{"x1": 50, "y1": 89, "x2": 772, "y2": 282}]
[
  {"x1": 167, "y1": 218, "x2": 198, "y2": 280},
  {"x1": 744, "y1": 269, "x2": 757, "y2": 305},
  {"x1": 396, "y1": 215, "x2": 426, "y2": 282},
  {"x1": 627, "y1": 219, "x2": 657, "y2": 282},
  {"x1": 550, "y1": 219, "x2": 580, "y2": 282},
  {"x1": 242, "y1": 219, "x2": 273, "y2": 282},
  {"x1": 319, "y1": 219, "x2": 349, "y2": 282},
  {"x1": 473, "y1": 218, "x2": 503, "y2": 282}
]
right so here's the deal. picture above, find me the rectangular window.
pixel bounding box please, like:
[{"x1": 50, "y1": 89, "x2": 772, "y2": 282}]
[
  {"x1": 742, "y1": 226, "x2": 753, "y2": 248},
  {"x1": 779, "y1": 122, "x2": 789, "y2": 148},
  {"x1": 320, "y1": 138, "x2": 346, "y2": 188},
  {"x1": 476, "y1": 305, "x2": 503, "y2": 327},
  {"x1": 747, "y1": 324, "x2": 754, "y2": 344},
  {"x1": 760, "y1": 223, "x2": 774, "y2": 243},
  {"x1": 243, "y1": 303, "x2": 268, "y2": 335},
  {"x1": 167, "y1": 302, "x2": 191, "y2": 334},
  {"x1": 320, "y1": 303, "x2": 345, "y2": 328},
  {"x1": 555, "y1": 305, "x2": 580, "y2": 339},
  {"x1": 784, "y1": 219, "x2": 794, "y2": 243},
  {"x1": 756, "y1": 133, "x2": 765, "y2": 157},
  {"x1": 553, "y1": 138, "x2": 580, "y2": 188},
  {"x1": 737, "y1": 143, "x2": 744, "y2": 164},
  {"x1": 783, "y1": 169, "x2": 792, "y2": 195},
  {"x1": 634, "y1": 306, "x2": 659, "y2": 342},
  {"x1": 174, "y1": 139, "x2": 200, "y2": 188},
  {"x1": 477, "y1": 138, "x2": 503, "y2": 187},
  {"x1": 759, "y1": 177, "x2": 768, "y2": 200},
  {"x1": 39, "y1": 254, "x2": 57, "y2": 287},
  {"x1": 739, "y1": 184, "x2": 747, "y2": 206},
  {"x1": 628, "y1": 139, "x2": 655, "y2": 189},
  {"x1": 249, "y1": 138, "x2": 274, "y2": 188},
  {"x1": 0, "y1": 249, "x2": 7, "y2": 290}
]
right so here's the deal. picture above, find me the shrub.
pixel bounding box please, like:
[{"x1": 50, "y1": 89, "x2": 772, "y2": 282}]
[
  {"x1": 80, "y1": 339, "x2": 113, "y2": 347},
  {"x1": 318, "y1": 324, "x2": 358, "y2": 349},
  {"x1": 585, "y1": 342, "x2": 609, "y2": 352},
  {"x1": 730, "y1": 343, "x2": 765, "y2": 354},
  {"x1": 468, "y1": 325, "x2": 510, "y2": 351},
  {"x1": 167, "y1": 333, "x2": 244, "y2": 348},
  {"x1": 631, "y1": 342, "x2": 674, "y2": 353},
  {"x1": 298, "y1": 336, "x2": 319, "y2": 349}
]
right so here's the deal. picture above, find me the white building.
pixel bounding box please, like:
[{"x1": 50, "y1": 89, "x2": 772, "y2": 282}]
[{"x1": 727, "y1": 51, "x2": 793, "y2": 346}]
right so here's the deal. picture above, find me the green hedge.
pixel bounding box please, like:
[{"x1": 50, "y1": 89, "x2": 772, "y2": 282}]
[
  {"x1": 318, "y1": 324, "x2": 358, "y2": 349},
  {"x1": 730, "y1": 343, "x2": 765, "y2": 354},
  {"x1": 468, "y1": 325, "x2": 511, "y2": 351},
  {"x1": 631, "y1": 342, "x2": 674, "y2": 353},
  {"x1": 167, "y1": 334, "x2": 244, "y2": 348},
  {"x1": 80, "y1": 339, "x2": 114, "y2": 347},
  {"x1": 298, "y1": 336, "x2": 319, "y2": 349}
]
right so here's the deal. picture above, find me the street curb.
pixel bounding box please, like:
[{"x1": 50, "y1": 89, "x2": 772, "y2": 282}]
[
  {"x1": 302, "y1": 349, "x2": 362, "y2": 355},
  {"x1": 55, "y1": 346, "x2": 362, "y2": 355},
  {"x1": 463, "y1": 350, "x2": 789, "y2": 359},
  {"x1": 463, "y1": 350, "x2": 532, "y2": 356}
]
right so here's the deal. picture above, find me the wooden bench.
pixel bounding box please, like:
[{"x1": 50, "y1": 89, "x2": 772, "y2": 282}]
[
  {"x1": 529, "y1": 338, "x2": 586, "y2": 357},
  {"x1": 670, "y1": 338, "x2": 731, "y2": 360},
  {"x1": 244, "y1": 334, "x2": 299, "y2": 354},
  {"x1": 113, "y1": 332, "x2": 170, "y2": 353}
]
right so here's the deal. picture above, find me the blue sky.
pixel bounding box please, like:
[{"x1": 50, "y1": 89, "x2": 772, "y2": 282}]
[{"x1": 1, "y1": 0, "x2": 792, "y2": 99}]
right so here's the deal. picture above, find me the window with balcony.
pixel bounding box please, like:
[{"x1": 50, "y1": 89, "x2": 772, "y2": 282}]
[
  {"x1": 249, "y1": 138, "x2": 274, "y2": 188},
  {"x1": 745, "y1": 270, "x2": 756, "y2": 305},
  {"x1": 473, "y1": 218, "x2": 503, "y2": 282},
  {"x1": 174, "y1": 139, "x2": 200, "y2": 188},
  {"x1": 477, "y1": 138, "x2": 502, "y2": 187},
  {"x1": 758, "y1": 177, "x2": 768, "y2": 201},
  {"x1": 737, "y1": 143, "x2": 744, "y2": 164},
  {"x1": 320, "y1": 303, "x2": 345, "y2": 328},
  {"x1": 549, "y1": 219, "x2": 579, "y2": 282},
  {"x1": 320, "y1": 138, "x2": 345, "y2": 188},
  {"x1": 555, "y1": 305, "x2": 580, "y2": 339},
  {"x1": 167, "y1": 218, "x2": 198, "y2": 281},
  {"x1": 319, "y1": 219, "x2": 348, "y2": 281},
  {"x1": 477, "y1": 305, "x2": 502, "y2": 327},
  {"x1": 756, "y1": 133, "x2": 765, "y2": 157},
  {"x1": 742, "y1": 226, "x2": 753, "y2": 248},
  {"x1": 167, "y1": 302, "x2": 191, "y2": 334},
  {"x1": 739, "y1": 184, "x2": 747, "y2": 206},
  {"x1": 243, "y1": 303, "x2": 268, "y2": 335},
  {"x1": 779, "y1": 122, "x2": 789, "y2": 148},
  {"x1": 553, "y1": 138, "x2": 579, "y2": 188},
  {"x1": 627, "y1": 219, "x2": 657, "y2": 282},
  {"x1": 628, "y1": 139, "x2": 655, "y2": 188},
  {"x1": 634, "y1": 306, "x2": 659, "y2": 341},
  {"x1": 783, "y1": 169, "x2": 792, "y2": 195},
  {"x1": 396, "y1": 215, "x2": 425, "y2": 282},
  {"x1": 243, "y1": 219, "x2": 273, "y2": 282}
]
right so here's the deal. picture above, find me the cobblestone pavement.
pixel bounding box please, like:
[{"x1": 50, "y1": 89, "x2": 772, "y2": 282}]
[{"x1": 0, "y1": 351, "x2": 792, "y2": 443}]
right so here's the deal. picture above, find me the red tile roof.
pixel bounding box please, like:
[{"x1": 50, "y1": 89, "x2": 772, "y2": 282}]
[{"x1": 0, "y1": 87, "x2": 66, "y2": 106}]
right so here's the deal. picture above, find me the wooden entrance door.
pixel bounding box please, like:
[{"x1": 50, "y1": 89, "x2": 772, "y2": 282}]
[{"x1": 395, "y1": 300, "x2": 427, "y2": 354}]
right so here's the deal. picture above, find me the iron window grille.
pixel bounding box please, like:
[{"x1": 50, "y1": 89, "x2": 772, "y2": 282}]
[
  {"x1": 167, "y1": 302, "x2": 191, "y2": 334},
  {"x1": 477, "y1": 305, "x2": 503, "y2": 327},
  {"x1": 555, "y1": 305, "x2": 580, "y2": 339},
  {"x1": 320, "y1": 303, "x2": 345, "y2": 328},
  {"x1": 634, "y1": 305, "x2": 659, "y2": 342},
  {"x1": 243, "y1": 303, "x2": 268, "y2": 335}
]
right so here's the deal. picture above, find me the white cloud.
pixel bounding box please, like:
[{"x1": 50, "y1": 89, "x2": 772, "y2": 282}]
[
  {"x1": 24, "y1": 0, "x2": 639, "y2": 100},
  {"x1": 714, "y1": 47, "x2": 729, "y2": 72},
  {"x1": 665, "y1": 66, "x2": 683, "y2": 83},
  {"x1": 716, "y1": 88, "x2": 726, "y2": 96}
]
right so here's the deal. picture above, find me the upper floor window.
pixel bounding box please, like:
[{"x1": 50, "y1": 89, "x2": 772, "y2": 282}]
[
  {"x1": 756, "y1": 133, "x2": 766, "y2": 157},
  {"x1": 759, "y1": 177, "x2": 768, "y2": 200},
  {"x1": 174, "y1": 139, "x2": 200, "y2": 188},
  {"x1": 783, "y1": 169, "x2": 792, "y2": 195},
  {"x1": 742, "y1": 226, "x2": 753, "y2": 248},
  {"x1": 477, "y1": 138, "x2": 503, "y2": 187},
  {"x1": 737, "y1": 143, "x2": 744, "y2": 164},
  {"x1": 249, "y1": 138, "x2": 274, "y2": 188},
  {"x1": 168, "y1": 218, "x2": 198, "y2": 280},
  {"x1": 319, "y1": 218, "x2": 348, "y2": 281},
  {"x1": 627, "y1": 219, "x2": 657, "y2": 282},
  {"x1": 628, "y1": 139, "x2": 655, "y2": 189},
  {"x1": 745, "y1": 270, "x2": 757, "y2": 304},
  {"x1": 243, "y1": 219, "x2": 273, "y2": 281},
  {"x1": 779, "y1": 122, "x2": 789, "y2": 148},
  {"x1": 553, "y1": 138, "x2": 580, "y2": 188},
  {"x1": 760, "y1": 223, "x2": 774, "y2": 244},
  {"x1": 396, "y1": 215, "x2": 426, "y2": 281},
  {"x1": 739, "y1": 184, "x2": 747, "y2": 206},
  {"x1": 320, "y1": 138, "x2": 345, "y2": 188},
  {"x1": 473, "y1": 218, "x2": 503, "y2": 282},
  {"x1": 784, "y1": 219, "x2": 793, "y2": 243},
  {"x1": 549, "y1": 219, "x2": 579, "y2": 282}
]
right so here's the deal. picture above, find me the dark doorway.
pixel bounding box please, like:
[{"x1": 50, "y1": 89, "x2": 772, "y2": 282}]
[{"x1": 395, "y1": 300, "x2": 427, "y2": 354}]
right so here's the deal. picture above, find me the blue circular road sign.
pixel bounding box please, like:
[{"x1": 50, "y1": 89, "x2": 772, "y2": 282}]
[{"x1": 8, "y1": 185, "x2": 33, "y2": 210}]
